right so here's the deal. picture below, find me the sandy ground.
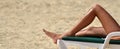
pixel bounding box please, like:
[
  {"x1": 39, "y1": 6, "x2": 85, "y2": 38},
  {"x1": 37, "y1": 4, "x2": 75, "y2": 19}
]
[{"x1": 0, "y1": 0, "x2": 120, "y2": 49}]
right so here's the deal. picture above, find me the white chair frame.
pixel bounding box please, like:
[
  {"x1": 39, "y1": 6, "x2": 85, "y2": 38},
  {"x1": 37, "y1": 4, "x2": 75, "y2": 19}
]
[{"x1": 57, "y1": 32, "x2": 120, "y2": 49}]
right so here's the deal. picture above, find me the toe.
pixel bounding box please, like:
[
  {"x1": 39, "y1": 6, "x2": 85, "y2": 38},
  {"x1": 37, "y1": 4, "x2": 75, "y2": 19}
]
[{"x1": 43, "y1": 29, "x2": 46, "y2": 32}]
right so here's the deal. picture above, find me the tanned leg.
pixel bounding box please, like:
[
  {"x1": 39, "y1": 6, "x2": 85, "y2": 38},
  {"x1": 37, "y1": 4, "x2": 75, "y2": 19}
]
[
  {"x1": 75, "y1": 4, "x2": 120, "y2": 37},
  {"x1": 93, "y1": 4, "x2": 120, "y2": 33},
  {"x1": 64, "y1": 4, "x2": 120, "y2": 36},
  {"x1": 75, "y1": 27, "x2": 107, "y2": 37},
  {"x1": 43, "y1": 4, "x2": 120, "y2": 44},
  {"x1": 43, "y1": 29, "x2": 61, "y2": 44}
]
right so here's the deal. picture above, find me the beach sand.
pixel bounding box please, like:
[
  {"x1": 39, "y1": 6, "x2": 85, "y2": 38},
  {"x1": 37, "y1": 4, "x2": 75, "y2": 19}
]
[{"x1": 0, "y1": 0, "x2": 120, "y2": 49}]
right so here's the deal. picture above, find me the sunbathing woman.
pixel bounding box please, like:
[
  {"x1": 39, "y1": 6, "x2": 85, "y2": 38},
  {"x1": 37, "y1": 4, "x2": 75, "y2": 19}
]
[{"x1": 43, "y1": 4, "x2": 120, "y2": 44}]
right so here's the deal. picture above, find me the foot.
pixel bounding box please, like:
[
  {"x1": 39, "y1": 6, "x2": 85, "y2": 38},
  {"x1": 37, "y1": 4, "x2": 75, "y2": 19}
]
[{"x1": 43, "y1": 29, "x2": 61, "y2": 44}]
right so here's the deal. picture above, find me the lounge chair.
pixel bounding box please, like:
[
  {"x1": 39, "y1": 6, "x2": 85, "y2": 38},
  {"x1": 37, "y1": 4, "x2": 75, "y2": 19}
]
[{"x1": 57, "y1": 32, "x2": 120, "y2": 49}]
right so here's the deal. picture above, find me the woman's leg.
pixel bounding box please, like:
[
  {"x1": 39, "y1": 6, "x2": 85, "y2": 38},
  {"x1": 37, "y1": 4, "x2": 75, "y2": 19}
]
[
  {"x1": 65, "y1": 4, "x2": 120, "y2": 36},
  {"x1": 43, "y1": 4, "x2": 120, "y2": 44},
  {"x1": 93, "y1": 4, "x2": 120, "y2": 33},
  {"x1": 75, "y1": 27, "x2": 107, "y2": 37}
]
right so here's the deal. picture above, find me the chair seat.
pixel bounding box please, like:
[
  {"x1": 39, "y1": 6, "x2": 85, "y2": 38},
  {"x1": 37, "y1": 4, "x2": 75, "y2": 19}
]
[{"x1": 62, "y1": 36, "x2": 120, "y2": 44}]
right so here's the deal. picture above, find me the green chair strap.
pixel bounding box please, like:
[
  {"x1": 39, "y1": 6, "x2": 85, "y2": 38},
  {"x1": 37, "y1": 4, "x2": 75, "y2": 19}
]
[{"x1": 62, "y1": 36, "x2": 120, "y2": 44}]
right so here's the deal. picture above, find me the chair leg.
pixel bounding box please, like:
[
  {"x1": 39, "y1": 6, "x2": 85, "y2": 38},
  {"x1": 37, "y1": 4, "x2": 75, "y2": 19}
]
[{"x1": 57, "y1": 40, "x2": 67, "y2": 49}]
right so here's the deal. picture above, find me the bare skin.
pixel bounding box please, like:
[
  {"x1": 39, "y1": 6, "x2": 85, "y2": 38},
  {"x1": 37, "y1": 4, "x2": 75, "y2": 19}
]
[
  {"x1": 75, "y1": 27, "x2": 107, "y2": 37},
  {"x1": 43, "y1": 27, "x2": 107, "y2": 44},
  {"x1": 43, "y1": 4, "x2": 120, "y2": 44},
  {"x1": 43, "y1": 29, "x2": 61, "y2": 43}
]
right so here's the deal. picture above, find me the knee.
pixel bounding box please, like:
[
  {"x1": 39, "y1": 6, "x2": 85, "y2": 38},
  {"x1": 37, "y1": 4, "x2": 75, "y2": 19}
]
[
  {"x1": 92, "y1": 4, "x2": 102, "y2": 10},
  {"x1": 93, "y1": 4, "x2": 101, "y2": 8},
  {"x1": 91, "y1": 4, "x2": 103, "y2": 12},
  {"x1": 95, "y1": 4, "x2": 101, "y2": 7}
]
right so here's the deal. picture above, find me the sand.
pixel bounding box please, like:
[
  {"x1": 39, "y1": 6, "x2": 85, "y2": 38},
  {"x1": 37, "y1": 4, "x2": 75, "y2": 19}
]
[{"x1": 0, "y1": 0, "x2": 120, "y2": 49}]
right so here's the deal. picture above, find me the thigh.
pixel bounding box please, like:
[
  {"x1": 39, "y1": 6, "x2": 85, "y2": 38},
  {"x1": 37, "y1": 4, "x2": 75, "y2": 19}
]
[
  {"x1": 94, "y1": 4, "x2": 120, "y2": 34},
  {"x1": 76, "y1": 27, "x2": 107, "y2": 37},
  {"x1": 91, "y1": 27, "x2": 107, "y2": 37}
]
